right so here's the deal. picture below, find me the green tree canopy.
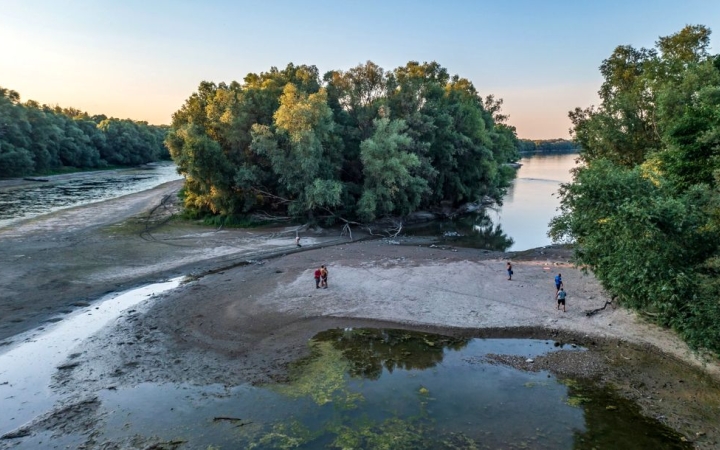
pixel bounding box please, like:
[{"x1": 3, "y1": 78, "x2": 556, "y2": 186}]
[
  {"x1": 167, "y1": 61, "x2": 521, "y2": 224},
  {"x1": 552, "y1": 25, "x2": 720, "y2": 355},
  {"x1": 0, "y1": 87, "x2": 170, "y2": 178}
]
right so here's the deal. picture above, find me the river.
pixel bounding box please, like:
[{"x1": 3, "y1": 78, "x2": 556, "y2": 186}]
[
  {"x1": 407, "y1": 152, "x2": 579, "y2": 252},
  {"x1": 0, "y1": 162, "x2": 182, "y2": 228},
  {"x1": 489, "y1": 151, "x2": 578, "y2": 251}
]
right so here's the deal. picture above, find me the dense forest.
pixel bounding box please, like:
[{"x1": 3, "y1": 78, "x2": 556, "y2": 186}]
[
  {"x1": 167, "y1": 61, "x2": 520, "y2": 224},
  {"x1": 550, "y1": 25, "x2": 720, "y2": 355},
  {"x1": 517, "y1": 138, "x2": 578, "y2": 153},
  {"x1": 0, "y1": 87, "x2": 170, "y2": 178}
]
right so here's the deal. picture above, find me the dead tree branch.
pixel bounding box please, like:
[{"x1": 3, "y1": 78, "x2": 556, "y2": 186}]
[{"x1": 585, "y1": 295, "x2": 617, "y2": 317}]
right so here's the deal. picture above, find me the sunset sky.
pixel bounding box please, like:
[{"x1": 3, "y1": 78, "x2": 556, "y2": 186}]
[{"x1": 2, "y1": 0, "x2": 719, "y2": 139}]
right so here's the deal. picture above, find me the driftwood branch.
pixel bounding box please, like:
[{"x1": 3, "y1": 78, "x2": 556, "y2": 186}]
[
  {"x1": 386, "y1": 219, "x2": 403, "y2": 238},
  {"x1": 251, "y1": 187, "x2": 292, "y2": 205},
  {"x1": 341, "y1": 223, "x2": 353, "y2": 240},
  {"x1": 585, "y1": 296, "x2": 617, "y2": 317},
  {"x1": 144, "y1": 440, "x2": 186, "y2": 450},
  {"x1": 250, "y1": 211, "x2": 293, "y2": 222}
]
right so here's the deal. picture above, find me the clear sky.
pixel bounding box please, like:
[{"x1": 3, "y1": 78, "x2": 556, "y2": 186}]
[{"x1": 1, "y1": 0, "x2": 719, "y2": 139}]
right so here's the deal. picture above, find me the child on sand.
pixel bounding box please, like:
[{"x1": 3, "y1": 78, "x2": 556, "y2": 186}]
[
  {"x1": 506, "y1": 262, "x2": 513, "y2": 280},
  {"x1": 314, "y1": 267, "x2": 322, "y2": 289}
]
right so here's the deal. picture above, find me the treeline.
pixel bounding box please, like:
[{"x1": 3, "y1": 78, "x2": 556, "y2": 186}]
[
  {"x1": 550, "y1": 25, "x2": 720, "y2": 355},
  {"x1": 168, "y1": 61, "x2": 519, "y2": 224},
  {"x1": 0, "y1": 87, "x2": 170, "y2": 178},
  {"x1": 518, "y1": 138, "x2": 578, "y2": 153}
]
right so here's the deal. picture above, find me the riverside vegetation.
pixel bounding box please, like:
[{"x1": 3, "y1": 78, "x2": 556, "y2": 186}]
[
  {"x1": 0, "y1": 87, "x2": 169, "y2": 177},
  {"x1": 166, "y1": 26, "x2": 720, "y2": 360},
  {"x1": 550, "y1": 25, "x2": 720, "y2": 356}
]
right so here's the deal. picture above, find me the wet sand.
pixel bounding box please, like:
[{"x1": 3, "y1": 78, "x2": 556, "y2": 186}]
[{"x1": 1, "y1": 183, "x2": 720, "y2": 448}]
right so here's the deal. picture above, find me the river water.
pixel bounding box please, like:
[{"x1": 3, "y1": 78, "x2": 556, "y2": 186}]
[
  {"x1": 0, "y1": 162, "x2": 182, "y2": 228},
  {"x1": 408, "y1": 152, "x2": 579, "y2": 252},
  {"x1": 489, "y1": 151, "x2": 578, "y2": 251},
  {"x1": 2, "y1": 327, "x2": 690, "y2": 449}
]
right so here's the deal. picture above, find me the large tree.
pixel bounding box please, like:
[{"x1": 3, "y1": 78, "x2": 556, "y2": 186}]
[
  {"x1": 167, "y1": 61, "x2": 520, "y2": 224},
  {"x1": 551, "y1": 25, "x2": 720, "y2": 354}
]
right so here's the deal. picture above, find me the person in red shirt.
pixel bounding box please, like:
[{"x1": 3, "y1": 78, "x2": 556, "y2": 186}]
[{"x1": 314, "y1": 267, "x2": 322, "y2": 289}]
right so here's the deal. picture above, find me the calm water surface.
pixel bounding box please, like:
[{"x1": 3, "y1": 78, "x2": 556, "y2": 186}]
[
  {"x1": 410, "y1": 152, "x2": 579, "y2": 252},
  {"x1": 8, "y1": 328, "x2": 689, "y2": 449},
  {"x1": 489, "y1": 152, "x2": 578, "y2": 251}
]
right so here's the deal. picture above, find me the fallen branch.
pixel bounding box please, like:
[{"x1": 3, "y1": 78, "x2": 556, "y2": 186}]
[
  {"x1": 213, "y1": 417, "x2": 244, "y2": 422},
  {"x1": 585, "y1": 296, "x2": 617, "y2": 317},
  {"x1": 213, "y1": 417, "x2": 253, "y2": 428},
  {"x1": 144, "y1": 440, "x2": 186, "y2": 450}
]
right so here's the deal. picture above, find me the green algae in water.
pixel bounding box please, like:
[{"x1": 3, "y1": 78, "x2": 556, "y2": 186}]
[
  {"x1": 56, "y1": 329, "x2": 693, "y2": 450},
  {"x1": 238, "y1": 328, "x2": 691, "y2": 449}
]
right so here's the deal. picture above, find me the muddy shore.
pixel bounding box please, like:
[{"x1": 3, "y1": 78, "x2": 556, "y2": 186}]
[{"x1": 1, "y1": 182, "x2": 720, "y2": 448}]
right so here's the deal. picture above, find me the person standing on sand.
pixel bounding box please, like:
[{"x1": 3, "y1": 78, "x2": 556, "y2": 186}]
[
  {"x1": 320, "y1": 265, "x2": 328, "y2": 288},
  {"x1": 506, "y1": 262, "x2": 513, "y2": 280},
  {"x1": 314, "y1": 267, "x2": 322, "y2": 289},
  {"x1": 555, "y1": 273, "x2": 563, "y2": 293},
  {"x1": 556, "y1": 287, "x2": 567, "y2": 312},
  {"x1": 295, "y1": 236, "x2": 302, "y2": 247}
]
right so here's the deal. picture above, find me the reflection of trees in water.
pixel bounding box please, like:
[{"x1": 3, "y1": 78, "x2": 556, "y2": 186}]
[
  {"x1": 313, "y1": 328, "x2": 470, "y2": 380},
  {"x1": 463, "y1": 210, "x2": 514, "y2": 251},
  {"x1": 409, "y1": 210, "x2": 514, "y2": 251},
  {"x1": 563, "y1": 380, "x2": 691, "y2": 450}
]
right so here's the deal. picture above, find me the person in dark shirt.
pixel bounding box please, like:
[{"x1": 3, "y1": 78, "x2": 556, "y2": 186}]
[
  {"x1": 320, "y1": 265, "x2": 328, "y2": 288},
  {"x1": 507, "y1": 262, "x2": 513, "y2": 281}
]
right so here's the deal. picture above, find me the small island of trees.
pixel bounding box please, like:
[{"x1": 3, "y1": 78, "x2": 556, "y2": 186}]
[
  {"x1": 518, "y1": 138, "x2": 579, "y2": 153},
  {"x1": 166, "y1": 61, "x2": 521, "y2": 226}
]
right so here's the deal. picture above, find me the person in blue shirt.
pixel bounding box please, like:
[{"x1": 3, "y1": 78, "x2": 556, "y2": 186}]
[
  {"x1": 554, "y1": 273, "x2": 563, "y2": 293},
  {"x1": 556, "y1": 287, "x2": 567, "y2": 312}
]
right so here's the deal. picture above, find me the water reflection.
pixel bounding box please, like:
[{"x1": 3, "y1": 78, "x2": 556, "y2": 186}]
[
  {"x1": 245, "y1": 329, "x2": 689, "y2": 449},
  {"x1": 311, "y1": 328, "x2": 470, "y2": 379},
  {"x1": 0, "y1": 163, "x2": 181, "y2": 227},
  {"x1": 9, "y1": 329, "x2": 690, "y2": 449},
  {"x1": 567, "y1": 380, "x2": 691, "y2": 450},
  {"x1": 407, "y1": 210, "x2": 514, "y2": 251},
  {"x1": 404, "y1": 153, "x2": 579, "y2": 252},
  {"x1": 489, "y1": 152, "x2": 579, "y2": 251}
]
